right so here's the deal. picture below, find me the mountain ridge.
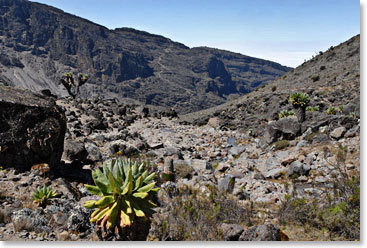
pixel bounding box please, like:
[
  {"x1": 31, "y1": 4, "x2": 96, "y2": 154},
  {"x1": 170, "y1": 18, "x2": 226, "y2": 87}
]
[{"x1": 0, "y1": 0, "x2": 291, "y2": 113}]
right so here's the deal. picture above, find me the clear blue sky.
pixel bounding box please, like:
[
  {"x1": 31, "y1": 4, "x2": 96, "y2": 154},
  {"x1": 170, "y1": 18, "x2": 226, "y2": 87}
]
[{"x1": 34, "y1": 0, "x2": 360, "y2": 67}]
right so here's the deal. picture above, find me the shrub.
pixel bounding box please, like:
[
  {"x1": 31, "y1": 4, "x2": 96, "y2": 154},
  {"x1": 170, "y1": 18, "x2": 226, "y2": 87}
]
[
  {"x1": 306, "y1": 106, "x2": 319, "y2": 112},
  {"x1": 349, "y1": 112, "x2": 356, "y2": 119},
  {"x1": 152, "y1": 185, "x2": 253, "y2": 240},
  {"x1": 327, "y1": 107, "x2": 337, "y2": 115},
  {"x1": 278, "y1": 145, "x2": 360, "y2": 240},
  {"x1": 312, "y1": 76, "x2": 320, "y2": 82},
  {"x1": 289, "y1": 92, "x2": 310, "y2": 108},
  {"x1": 278, "y1": 110, "x2": 295, "y2": 119},
  {"x1": 84, "y1": 158, "x2": 159, "y2": 237},
  {"x1": 273, "y1": 140, "x2": 290, "y2": 151},
  {"x1": 320, "y1": 66, "x2": 326, "y2": 70},
  {"x1": 32, "y1": 185, "x2": 58, "y2": 207},
  {"x1": 337, "y1": 105, "x2": 343, "y2": 113},
  {"x1": 271, "y1": 86, "x2": 277, "y2": 92}
]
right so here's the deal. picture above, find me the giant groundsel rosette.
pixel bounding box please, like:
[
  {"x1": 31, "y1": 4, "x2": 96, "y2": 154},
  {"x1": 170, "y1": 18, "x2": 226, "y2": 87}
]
[{"x1": 84, "y1": 158, "x2": 159, "y2": 230}]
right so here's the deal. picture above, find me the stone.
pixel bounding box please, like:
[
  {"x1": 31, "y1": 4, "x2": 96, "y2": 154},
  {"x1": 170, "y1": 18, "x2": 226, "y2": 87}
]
[
  {"x1": 85, "y1": 142, "x2": 102, "y2": 162},
  {"x1": 265, "y1": 156, "x2": 280, "y2": 169},
  {"x1": 191, "y1": 159, "x2": 213, "y2": 173},
  {"x1": 0, "y1": 85, "x2": 66, "y2": 171},
  {"x1": 12, "y1": 208, "x2": 52, "y2": 233},
  {"x1": 281, "y1": 156, "x2": 296, "y2": 166},
  {"x1": 288, "y1": 160, "x2": 303, "y2": 176},
  {"x1": 229, "y1": 145, "x2": 246, "y2": 157},
  {"x1": 330, "y1": 127, "x2": 347, "y2": 139},
  {"x1": 295, "y1": 140, "x2": 308, "y2": 150},
  {"x1": 208, "y1": 117, "x2": 223, "y2": 128},
  {"x1": 265, "y1": 168, "x2": 287, "y2": 179},
  {"x1": 216, "y1": 162, "x2": 230, "y2": 172},
  {"x1": 346, "y1": 163, "x2": 355, "y2": 170},
  {"x1": 315, "y1": 176, "x2": 326, "y2": 183},
  {"x1": 260, "y1": 117, "x2": 301, "y2": 147},
  {"x1": 57, "y1": 231, "x2": 70, "y2": 241},
  {"x1": 62, "y1": 139, "x2": 88, "y2": 162},
  {"x1": 148, "y1": 142, "x2": 164, "y2": 149},
  {"x1": 344, "y1": 125, "x2": 359, "y2": 138},
  {"x1": 312, "y1": 133, "x2": 331, "y2": 144},
  {"x1": 218, "y1": 176, "x2": 235, "y2": 192},
  {"x1": 239, "y1": 224, "x2": 281, "y2": 241},
  {"x1": 220, "y1": 223, "x2": 244, "y2": 241}
]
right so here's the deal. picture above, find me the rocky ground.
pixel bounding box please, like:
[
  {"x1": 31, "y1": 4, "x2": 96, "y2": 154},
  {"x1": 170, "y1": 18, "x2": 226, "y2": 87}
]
[{"x1": 0, "y1": 91, "x2": 360, "y2": 241}]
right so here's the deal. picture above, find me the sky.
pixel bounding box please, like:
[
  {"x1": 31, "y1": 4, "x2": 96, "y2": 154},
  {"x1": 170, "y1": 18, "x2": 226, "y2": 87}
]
[{"x1": 34, "y1": 0, "x2": 360, "y2": 67}]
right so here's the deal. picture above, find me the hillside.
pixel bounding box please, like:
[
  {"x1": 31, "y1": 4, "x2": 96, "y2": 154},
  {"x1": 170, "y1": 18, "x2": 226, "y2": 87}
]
[
  {"x1": 0, "y1": 0, "x2": 291, "y2": 113},
  {"x1": 180, "y1": 34, "x2": 360, "y2": 134}
]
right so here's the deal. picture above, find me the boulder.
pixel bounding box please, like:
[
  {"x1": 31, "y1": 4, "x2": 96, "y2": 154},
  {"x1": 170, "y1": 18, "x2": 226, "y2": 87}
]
[
  {"x1": 229, "y1": 145, "x2": 246, "y2": 157},
  {"x1": 239, "y1": 224, "x2": 281, "y2": 241},
  {"x1": 260, "y1": 117, "x2": 301, "y2": 147},
  {"x1": 288, "y1": 160, "x2": 310, "y2": 176},
  {"x1": 220, "y1": 223, "x2": 244, "y2": 241},
  {"x1": 0, "y1": 85, "x2": 66, "y2": 171},
  {"x1": 62, "y1": 139, "x2": 88, "y2": 162},
  {"x1": 218, "y1": 176, "x2": 235, "y2": 192},
  {"x1": 330, "y1": 127, "x2": 347, "y2": 139},
  {"x1": 208, "y1": 117, "x2": 223, "y2": 128},
  {"x1": 191, "y1": 159, "x2": 214, "y2": 173}
]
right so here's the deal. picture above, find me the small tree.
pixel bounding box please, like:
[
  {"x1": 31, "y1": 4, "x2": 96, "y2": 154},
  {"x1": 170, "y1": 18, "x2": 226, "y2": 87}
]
[
  {"x1": 289, "y1": 92, "x2": 310, "y2": 122},
  {"x1": 60, "y1": 72, "x2": 88, "y2": 98}
]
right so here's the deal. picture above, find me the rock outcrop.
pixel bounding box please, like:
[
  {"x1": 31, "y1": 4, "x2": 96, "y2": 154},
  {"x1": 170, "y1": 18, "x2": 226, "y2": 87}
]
[{"x1": 0, "y1": 85, "x2": 66, "y2": 171}]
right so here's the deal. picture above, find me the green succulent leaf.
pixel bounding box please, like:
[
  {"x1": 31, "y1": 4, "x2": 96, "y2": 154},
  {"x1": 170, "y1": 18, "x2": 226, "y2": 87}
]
[
  {"x1": 93, "y1": 169, "x2": 112, "y2": 195},
  {"x1": 138, "y1": 182, "x2": 156, "y2": 193},
  {"x1": 144, "y1": 172, "x2": 156, "y2": 184},
  {"x1": 95, "y1": 195, "x2": 114, "y2": 208},
  {"x1": 134, "y1": 176, "x2": 143, "y2": 191},
  {"x1": 85, "y1": 184, "x2": 103, "y2": 196},
  {"x1": 107, "y1": 201, "x2": 120, "y2": 229},
  {"x1": 90, "y1": 207, "x2": 110, "y2": 222},
  {"x1": 84, "y1": 200, "x2": 97, "y2": 209},
  {"x1": 133, "y1": 192, "x2": 149, "y2": 199}
]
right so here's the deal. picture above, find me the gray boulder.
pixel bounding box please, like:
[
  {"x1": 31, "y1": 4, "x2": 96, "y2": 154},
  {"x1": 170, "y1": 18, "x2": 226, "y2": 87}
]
[
  {"x1": 218, "y1": 176, "x2": 235, "y2": 192},
  {"x1": 239, "y1": 224, "x2": 281, "y2": 241},
  {"x1": 330, "y1": 127, "x2": 347, "y2": 139},
  {"x1": 260, "y1": 117, "x2": 301, "y2": 147},
  {"x1": 220, "y1": 223, "x2": 244, "y2": 241}
]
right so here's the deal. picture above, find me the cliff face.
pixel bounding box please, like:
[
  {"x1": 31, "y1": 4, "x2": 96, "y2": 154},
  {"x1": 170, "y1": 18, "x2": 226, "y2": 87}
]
[{"x1": 0, "y1": 0, "x2": 291, "y2": 113}]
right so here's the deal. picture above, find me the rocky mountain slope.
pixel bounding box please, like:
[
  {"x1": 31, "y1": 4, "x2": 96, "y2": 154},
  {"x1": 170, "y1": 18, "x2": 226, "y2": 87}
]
[
  {"x1": 0, "y1": 83, "x2": 360, "y2": 240},
  {"x1": 0, "y1": 0, "x2": 290, "y2": 113},
  {"x1": 180, "y1": 34, "x2": 360, "y2": 131}
]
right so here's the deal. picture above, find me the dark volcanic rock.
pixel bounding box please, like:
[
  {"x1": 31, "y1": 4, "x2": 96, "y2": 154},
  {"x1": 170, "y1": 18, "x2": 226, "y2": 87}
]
[
  {"x1": 62, "y1": 139, "x2": 88, "y2": 162},
  {"x1": 260, "y1": 117, "x2": 301, "y2": 147},
  {"x1": 0, "y1": 85, "x2": 66, "y2": 171}
]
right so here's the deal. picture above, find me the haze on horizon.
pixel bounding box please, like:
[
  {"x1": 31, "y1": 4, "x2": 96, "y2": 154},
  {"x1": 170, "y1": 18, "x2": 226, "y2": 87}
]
[{"x1": 34, "y1": 0, "x2": 360, "y2": 68}]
